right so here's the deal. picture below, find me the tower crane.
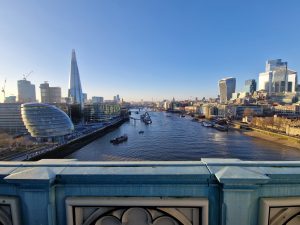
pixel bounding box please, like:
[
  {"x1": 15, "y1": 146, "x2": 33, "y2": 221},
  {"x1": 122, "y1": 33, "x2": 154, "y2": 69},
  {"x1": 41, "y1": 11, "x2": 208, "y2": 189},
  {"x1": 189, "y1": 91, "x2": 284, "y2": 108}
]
[
  {"x1": 1, "y1": 79, "x2": 6, "y2": 102},
  {"x1": 23, "y1": 70, "x2": 33, "y2": 80}
]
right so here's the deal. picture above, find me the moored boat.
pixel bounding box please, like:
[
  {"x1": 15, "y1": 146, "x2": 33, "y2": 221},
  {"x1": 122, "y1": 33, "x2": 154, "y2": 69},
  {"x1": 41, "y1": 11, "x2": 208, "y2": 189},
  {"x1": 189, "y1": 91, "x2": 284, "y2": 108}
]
[
  {"x1": 214, "y1": 124, "x2": 229, "y2": 131},
  {"x1": 141, "y1": 112, "x2": 152, "y2": 124},
  {"x1": 202, "y1": 121, "x2": 213, "y2": 127},
  {"x1": 110, "y1": 135, "x2": 128, "y2": 144}
]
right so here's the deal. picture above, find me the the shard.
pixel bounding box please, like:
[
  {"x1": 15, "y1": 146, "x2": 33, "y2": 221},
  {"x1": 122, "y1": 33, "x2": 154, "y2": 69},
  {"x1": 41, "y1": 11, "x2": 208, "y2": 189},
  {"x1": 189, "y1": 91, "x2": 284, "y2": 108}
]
[{"x1": 68, "y1": 49, "x2": 83, "y2": 107}]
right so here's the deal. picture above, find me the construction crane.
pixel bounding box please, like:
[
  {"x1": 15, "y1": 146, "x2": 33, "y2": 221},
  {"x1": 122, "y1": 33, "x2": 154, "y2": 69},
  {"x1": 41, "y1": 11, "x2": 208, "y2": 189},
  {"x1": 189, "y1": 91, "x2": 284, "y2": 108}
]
[
  {"x1": 1, "y1": 79, "x2": 6, "y2": 102},
  {"x1": 23, "y1": 70, "x2": 33, "y2": 80}
]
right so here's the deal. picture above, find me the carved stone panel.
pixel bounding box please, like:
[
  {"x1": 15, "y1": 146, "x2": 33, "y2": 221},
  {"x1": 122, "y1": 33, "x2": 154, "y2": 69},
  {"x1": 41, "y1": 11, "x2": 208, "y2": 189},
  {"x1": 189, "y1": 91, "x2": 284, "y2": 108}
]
[
  {"x1": 0, "y1": 197, "x2": 21, "y2": 225},
  {"x1": 66, "y1": 197, "x2": 208, "y2": 225},
  {"x1": 259, "y1": 197, "x2": 300, "y2": 225}
]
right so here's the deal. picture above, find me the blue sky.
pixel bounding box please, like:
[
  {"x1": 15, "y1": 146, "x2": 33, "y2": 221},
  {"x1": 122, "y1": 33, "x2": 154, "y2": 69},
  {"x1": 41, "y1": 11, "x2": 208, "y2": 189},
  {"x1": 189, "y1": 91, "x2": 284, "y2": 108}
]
[{"x1": 0, "y1": 0, "x2": 300, "y2": 102}]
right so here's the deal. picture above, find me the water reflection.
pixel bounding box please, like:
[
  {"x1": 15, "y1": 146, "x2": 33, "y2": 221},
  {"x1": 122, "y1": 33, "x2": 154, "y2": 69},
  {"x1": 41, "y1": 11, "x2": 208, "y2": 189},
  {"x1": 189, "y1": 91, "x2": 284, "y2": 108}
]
[{"x1": 67, "y1": 111, "x2": 300, "y2": 161}]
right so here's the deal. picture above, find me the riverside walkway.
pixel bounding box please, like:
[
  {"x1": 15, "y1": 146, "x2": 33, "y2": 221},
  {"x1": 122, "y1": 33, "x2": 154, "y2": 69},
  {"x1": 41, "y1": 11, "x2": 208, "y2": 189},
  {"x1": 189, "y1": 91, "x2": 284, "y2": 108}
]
[
  {"x1": 0, "y1": 158, "x2": 300, "y2": 225},
  {"x1": 1, "y1": 117, "x2": 126, "y2": 161}
]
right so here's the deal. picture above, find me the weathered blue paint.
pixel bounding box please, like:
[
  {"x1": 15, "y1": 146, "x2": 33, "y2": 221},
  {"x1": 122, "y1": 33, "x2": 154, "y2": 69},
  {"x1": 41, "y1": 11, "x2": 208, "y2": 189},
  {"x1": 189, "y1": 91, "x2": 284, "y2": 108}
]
[{"x1": 0, "y1": 158, "x2": 299, "y2": 224}]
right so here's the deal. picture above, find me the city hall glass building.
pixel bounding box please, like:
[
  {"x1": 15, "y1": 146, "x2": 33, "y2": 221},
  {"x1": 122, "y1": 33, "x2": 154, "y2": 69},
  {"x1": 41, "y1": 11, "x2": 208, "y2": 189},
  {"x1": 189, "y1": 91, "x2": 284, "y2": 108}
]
[{"x1": 21, "y1": 103, "x2": 74, "y2": 140}]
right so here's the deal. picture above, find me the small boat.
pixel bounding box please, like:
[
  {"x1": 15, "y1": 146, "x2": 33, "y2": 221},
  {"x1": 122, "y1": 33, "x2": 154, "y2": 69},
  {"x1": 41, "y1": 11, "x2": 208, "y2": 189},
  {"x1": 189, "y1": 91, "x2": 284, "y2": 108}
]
[
  {"x1": 180, "y1": 114, "x2": 185, "y2": 118},
  {"x1": 141, "y1": 112, "x2": 152, "y2": 124},
  {"x1": 135, "y1": 111, "x2": 139, "y2": 114},
  {"x1": 110, "y1": 135, "x2": 128, "y2": 144},
  {"x1": 202, "y1": 121, "x2": 213, "y2": 127},
  {"x1": 138, "y1": 130, "x2": 144, "y2": 134},
  {"x1": 214, "y1": 124, "x2": 229, "y2": 131}
]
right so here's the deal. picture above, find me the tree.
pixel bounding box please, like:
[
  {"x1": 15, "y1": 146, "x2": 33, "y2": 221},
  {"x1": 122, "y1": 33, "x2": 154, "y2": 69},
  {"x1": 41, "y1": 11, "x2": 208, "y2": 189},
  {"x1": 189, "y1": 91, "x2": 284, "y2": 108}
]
[{"x1": 243, "y1": 108, "x2": 254, "y2": 117}]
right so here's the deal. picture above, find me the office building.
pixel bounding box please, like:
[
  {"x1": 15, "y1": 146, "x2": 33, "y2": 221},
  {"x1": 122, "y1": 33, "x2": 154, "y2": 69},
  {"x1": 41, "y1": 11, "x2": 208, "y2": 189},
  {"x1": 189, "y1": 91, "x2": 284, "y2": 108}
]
[
  {"x1": 68, "y1": 49, "x2": 83, "y2": 107},
  {"x1": 21, "y1": 103, "x2": 74, "y2": 141},
  {"x1": 92, "y1": 96, "x2": 104, "y2": 104},
  {"x1": 0, "y1": 103, "x2": 27, "y2": 134},
  {"x1": 4, "y1": 96, "x2": 16, "y2": 103},
  {"x1": 17, "y1": 79, "x2": 36, "y2": 103},
  {"x1": 219, "y1": 77, "x2": 236, "y2": 103},
  {"x1": 244, "y1": 79, "x2": 256, "y2": 94},
  {"x1": 40, "y1": 82, "x2": 61, "y2": 103},
  {"x1": 84, "y1": 103, "x2": 121, "y2": 123},
  {"x1": 113, "y1": 95, "x2": 120, "y2": 103},
  {"x1": 259, "y1": 59, "x2": 298, "y2": 94},
  {"x1": 82, "y1": 93, "x2": 87, "y2": 103},
  {"x1": 288, "y1": 73, "x2": 298, "y2": 92}
]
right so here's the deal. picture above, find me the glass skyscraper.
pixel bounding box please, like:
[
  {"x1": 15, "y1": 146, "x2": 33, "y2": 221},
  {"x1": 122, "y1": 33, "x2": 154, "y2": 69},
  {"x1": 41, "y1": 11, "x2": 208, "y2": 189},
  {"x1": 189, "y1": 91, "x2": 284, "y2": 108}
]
[
  {"x1": 259, "y1": 59, "x2": 298, "y2": 94},
  {"x1": 219, "y1": 77, "x2": 236, "y2": 103},
  {"x1": 244, "y1": 79, "x2": 256, "y2": 94},
  {"x1": 68, "y1": 49, "x2": 83, "y2": 107}
]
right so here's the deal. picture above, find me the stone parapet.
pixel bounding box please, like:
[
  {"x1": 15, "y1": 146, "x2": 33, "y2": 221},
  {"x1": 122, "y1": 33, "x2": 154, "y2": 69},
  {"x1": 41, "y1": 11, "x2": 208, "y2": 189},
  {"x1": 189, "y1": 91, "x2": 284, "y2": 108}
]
[{"x1": 0, "y1": 158, "x2": 300, "y2": 224}]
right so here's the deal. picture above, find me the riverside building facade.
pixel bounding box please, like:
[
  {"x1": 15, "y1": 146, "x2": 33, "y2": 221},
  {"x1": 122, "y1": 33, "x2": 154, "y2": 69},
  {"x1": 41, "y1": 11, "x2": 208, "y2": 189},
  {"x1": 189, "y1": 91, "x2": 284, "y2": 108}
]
[
  {"x1": 84, "y1": 103, "x2": 121, "y2": 123},
  {"x1": 0, "y1": 103, "x2": 27, "y2": 134}
]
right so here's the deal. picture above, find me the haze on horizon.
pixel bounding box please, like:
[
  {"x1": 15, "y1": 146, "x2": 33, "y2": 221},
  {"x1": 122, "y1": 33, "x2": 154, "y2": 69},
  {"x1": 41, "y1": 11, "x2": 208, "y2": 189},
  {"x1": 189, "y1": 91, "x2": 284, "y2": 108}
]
[{"x1": 0, "y1": 0, "x2": 300, "y2": 102}]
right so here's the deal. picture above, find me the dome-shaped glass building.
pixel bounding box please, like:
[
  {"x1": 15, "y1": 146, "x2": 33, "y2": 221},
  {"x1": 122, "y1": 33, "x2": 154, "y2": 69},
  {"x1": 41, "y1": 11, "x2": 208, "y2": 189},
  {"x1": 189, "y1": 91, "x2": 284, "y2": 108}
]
[{"x1": 21, "y1": 103, "x2": 74, "y2": 139}]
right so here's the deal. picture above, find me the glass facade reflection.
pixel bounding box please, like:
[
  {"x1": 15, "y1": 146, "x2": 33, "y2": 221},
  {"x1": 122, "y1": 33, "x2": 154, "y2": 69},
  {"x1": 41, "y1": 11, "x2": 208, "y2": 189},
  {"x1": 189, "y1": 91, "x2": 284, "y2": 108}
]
[
  {"x1": 0, "y1": 103, "x2": 27, "y2": 134},
  {"x1": 21, "y1": 103, "x2": 74, "y2": 138},
  {"x1": 219, "y1": 77, "x2": 236, "y2": 103}
]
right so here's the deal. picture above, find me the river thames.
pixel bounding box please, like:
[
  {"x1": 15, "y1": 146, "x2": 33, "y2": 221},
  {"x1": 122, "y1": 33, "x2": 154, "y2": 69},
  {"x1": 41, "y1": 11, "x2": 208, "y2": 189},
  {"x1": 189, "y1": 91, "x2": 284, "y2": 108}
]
[{"x1": 67, "y1": 111, "x2": 300, "y2": 161}]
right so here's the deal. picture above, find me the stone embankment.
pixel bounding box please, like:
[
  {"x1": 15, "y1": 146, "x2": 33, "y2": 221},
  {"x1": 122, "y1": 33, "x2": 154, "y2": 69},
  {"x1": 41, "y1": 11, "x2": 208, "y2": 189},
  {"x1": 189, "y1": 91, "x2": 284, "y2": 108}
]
[
  {"x1": 30, "y1": 117, "x2": 129, "y2": 160},
  {"x1": 242, "y1": 127, "x2": 300, "y2": 150}
]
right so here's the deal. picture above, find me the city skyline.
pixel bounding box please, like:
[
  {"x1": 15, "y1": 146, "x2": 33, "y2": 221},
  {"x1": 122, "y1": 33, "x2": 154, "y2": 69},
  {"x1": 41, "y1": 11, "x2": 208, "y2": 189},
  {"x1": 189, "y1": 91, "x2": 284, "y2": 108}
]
[{"x1": 1, "y1": 1, "x2": 300, "y2": 101}]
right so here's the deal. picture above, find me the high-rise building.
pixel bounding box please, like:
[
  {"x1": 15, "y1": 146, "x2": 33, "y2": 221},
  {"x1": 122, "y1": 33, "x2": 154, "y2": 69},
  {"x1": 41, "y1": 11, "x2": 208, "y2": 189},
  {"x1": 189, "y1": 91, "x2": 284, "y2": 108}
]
[
  {"x1": 40, "y1": 82, "x2": 61, "y2": 103},
  {"x1": 244, "y1": 79, "x2": 256, "y2": 94},
  {"x1": 219, "y1": 77, "x2": 236, "y2": 103},
  {"x1": 288, "y1": 73, "x2": 298, "y2": 92},
  {"x1": 258, "y1": 71, "x2": 272, "y2": 93},
  {"x1": 113, "y1": 95, "x2": 120, "y2": 103},
  {"x1": 92, "y1": 96, "x2": 104, "y2": 104},
  {"x1": 68, "y1": 49, "x2": 83, "y2": 107},
  {"x1": 259, "y1": 59, "x2": 298, "y2": 94},
  {"x1": 17, "y1": 79, "x2": 36, "y2": 103},
  {"x1": 82, "y1": 93, "x2": 87, "y2": 103}
]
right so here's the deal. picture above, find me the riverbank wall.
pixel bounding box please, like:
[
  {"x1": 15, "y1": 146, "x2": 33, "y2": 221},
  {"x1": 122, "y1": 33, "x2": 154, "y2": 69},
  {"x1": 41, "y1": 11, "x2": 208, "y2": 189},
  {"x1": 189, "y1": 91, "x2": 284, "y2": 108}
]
[
  {"x1": 242, "y1": 127, "x2": 300, "y2": 150},
  {"x1": 30, "y1": 117, "x2": 129, "y2": 160}
]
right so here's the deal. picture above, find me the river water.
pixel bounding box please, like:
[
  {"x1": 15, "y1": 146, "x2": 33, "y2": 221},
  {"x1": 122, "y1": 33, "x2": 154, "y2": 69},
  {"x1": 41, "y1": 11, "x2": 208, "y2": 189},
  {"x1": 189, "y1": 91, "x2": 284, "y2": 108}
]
[{"x1": 67, "y1": 111, "x2": 300, "y2": 161}]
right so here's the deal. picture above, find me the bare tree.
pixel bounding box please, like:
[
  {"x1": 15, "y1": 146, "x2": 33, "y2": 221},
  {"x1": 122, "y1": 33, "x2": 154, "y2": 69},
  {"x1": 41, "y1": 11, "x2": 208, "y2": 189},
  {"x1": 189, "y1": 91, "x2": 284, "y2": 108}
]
[{"x1": 243, "y1": 108, "x2": 254, "y2": 117}]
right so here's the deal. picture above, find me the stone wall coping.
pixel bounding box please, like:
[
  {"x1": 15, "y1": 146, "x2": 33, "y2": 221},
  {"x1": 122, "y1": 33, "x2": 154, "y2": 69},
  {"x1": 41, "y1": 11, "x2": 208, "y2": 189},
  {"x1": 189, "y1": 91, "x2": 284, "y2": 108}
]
[{"x1": 0, "y1": 158, "x2": 299, "y2": 185}]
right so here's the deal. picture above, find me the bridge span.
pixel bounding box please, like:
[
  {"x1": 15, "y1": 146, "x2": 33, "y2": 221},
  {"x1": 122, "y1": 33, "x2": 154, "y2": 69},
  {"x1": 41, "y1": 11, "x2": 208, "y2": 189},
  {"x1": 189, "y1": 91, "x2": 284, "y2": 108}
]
[{"x1": 0, "y1": 158, "x2": 299, "y2": 224}]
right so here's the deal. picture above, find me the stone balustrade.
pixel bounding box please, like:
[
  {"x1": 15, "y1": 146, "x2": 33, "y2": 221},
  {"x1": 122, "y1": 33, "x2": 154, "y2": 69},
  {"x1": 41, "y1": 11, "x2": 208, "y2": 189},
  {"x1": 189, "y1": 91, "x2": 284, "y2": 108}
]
[{"x1": 0, "y1": 158, "x2": 300, "y2": 225}]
